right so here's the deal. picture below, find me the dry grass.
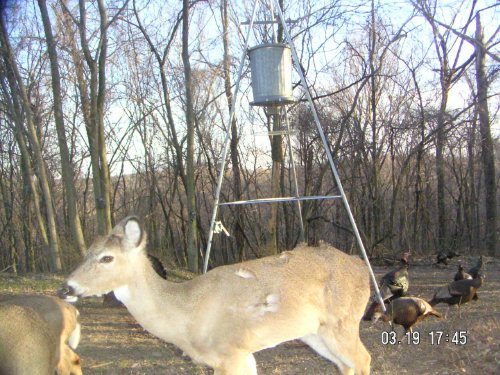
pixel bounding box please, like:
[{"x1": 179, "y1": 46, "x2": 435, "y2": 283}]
[{"x1": 0, "y1": 256, "x2": 498, "y2": 374}]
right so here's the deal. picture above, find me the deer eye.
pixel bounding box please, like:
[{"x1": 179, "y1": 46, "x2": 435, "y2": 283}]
[{"x1": 99, "y1": 255, "x2": 114, "y2": 263}]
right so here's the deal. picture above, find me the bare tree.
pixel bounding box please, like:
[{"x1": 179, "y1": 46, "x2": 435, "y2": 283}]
[
  {"x1": 0, "y1": 4, "x2": 62, "y2": 271},
  {"x1": 474, "y1": 13, "x2": 497, "y2": 256},
  {"x1": 182, "y1": 0, "x2": 199, "y2": 272},
  {"x1": 61, "y1": 0, "x2": 129, "y2": 235},
  {"x1": 0, "y1": 0, "x2": 497, "y2": 274},
  {"x1": 412, "y1": 0, "x2": 476, "y2": 254},
  {"x1": 37, "y1": 0, "x2": 86, "y2": 255},
  {"x1": 221, "y1": 0, "x2": 246, "y2": 261}
]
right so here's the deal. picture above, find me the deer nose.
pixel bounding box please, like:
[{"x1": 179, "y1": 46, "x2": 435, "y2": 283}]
[{"x1": 58, "y1": 284, "x2": 76, "y2": 299}]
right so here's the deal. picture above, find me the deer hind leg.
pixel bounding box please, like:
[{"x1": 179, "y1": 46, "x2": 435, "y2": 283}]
[
  {"x1": 311, "y1": 324, "x2": 371, "y2": 375},
  {"x1": 214, "y1": 352, "x2": 257, "y2": 375},
  {"x1": 301, "y1": 334, "x2": 355, "y2": 374}
]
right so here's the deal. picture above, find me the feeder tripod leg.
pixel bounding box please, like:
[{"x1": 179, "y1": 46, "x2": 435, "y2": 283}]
[{"x1": 203, "y1": 0, "x2": 260, "y2": 274}]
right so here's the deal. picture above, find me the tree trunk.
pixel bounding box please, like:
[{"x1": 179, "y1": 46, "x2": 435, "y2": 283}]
[
  {"x1": 475, "y1": 14, "x2": 497, "y2": 256},
  {"x1": 37, "y1": 0, "x2": 86, "y2": 256},
  {"x1": 61, "y1": 0, "x2": 115, "y2": 235},
  {"x1": 411, "y1": 67, "x2": 425, "y2": 252},
  {"x1": 182, "y1": 0, "x2": 199, "y2": 272},
  {"x1": 132, "y1": 1, "x2": 187, "y2": 264},
  {"x1": 266, "y1": 110, "x2": 283, "y2": 256},
  {"x1": 95, "y1": 0, "x2": 113, "y2": 234},
  {"x1": 0, "y1": 154, "x2": 17, "y2": 274},
  {"x1": 266, "y1": 0, "x2": 285, "y2": 256},
  {"x1": 222, "y1": 0, "x2": 245, "y2": 261},
  {"x1": 436, "y1": 86, "x2": 449, "y2": 254},
  {"x1": 0, "y1": 76, "x2": 49, "y2": 271},
  {"x1": 369, "y1": 0, "x2": 381, "y2": 249}
]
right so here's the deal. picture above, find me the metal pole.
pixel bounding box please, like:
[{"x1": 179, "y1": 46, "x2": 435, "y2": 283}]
[
  {"x1": 271, "y1": 0, "x2": 386, "y2": 311},
  {"x1": 283, "y1": 107, "x2": 304, "y2": 239},
  {"x1": 203, "y1": 0, "x2": 260, "y2": 273}
]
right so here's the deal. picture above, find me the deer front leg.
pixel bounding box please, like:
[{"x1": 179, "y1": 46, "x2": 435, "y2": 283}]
[{"x1": 214, "y1": 352, "x2": 257, "y2": 375}]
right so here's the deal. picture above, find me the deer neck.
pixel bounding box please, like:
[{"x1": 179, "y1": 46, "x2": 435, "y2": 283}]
[{"x1": 113, "y1": 255, "x2": 192, "y2": 347}]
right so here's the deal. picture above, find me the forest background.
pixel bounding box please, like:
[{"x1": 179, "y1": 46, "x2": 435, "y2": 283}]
[{"x1": 0, "y1": 0, "x2": 498, "y2": 274}]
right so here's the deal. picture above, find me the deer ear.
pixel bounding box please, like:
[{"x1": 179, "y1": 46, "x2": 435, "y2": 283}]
[{"x1": 123, "y1": 217, "x2": 143, "y2": 248}]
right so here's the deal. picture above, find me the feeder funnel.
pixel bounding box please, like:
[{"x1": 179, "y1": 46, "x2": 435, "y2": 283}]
[{"x1": 248, "y1": 43, "x2": 295, "y2": 106}]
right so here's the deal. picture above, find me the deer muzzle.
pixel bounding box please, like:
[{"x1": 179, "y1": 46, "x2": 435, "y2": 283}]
[{"x1": 58, "y1": 283, "x2": 79, "y2": 303}]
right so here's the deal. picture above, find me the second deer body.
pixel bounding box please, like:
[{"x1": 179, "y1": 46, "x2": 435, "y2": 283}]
[
  {"x1": 59, "y1": 216, "x2": 371, "y2": 375},
  {"x1": 0, "y1": 294, "x2": 82, "y2": 375}
]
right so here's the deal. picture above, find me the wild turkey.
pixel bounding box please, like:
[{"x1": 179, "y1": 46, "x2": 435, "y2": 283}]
[
  {"x1": 468, "y1": 256, "x2": 483, "y2": 279},
  {"x1": 363, "y1": 252, "x2": 410, "y2": 320},
  {"x1": 436, "y1": 250, "x2": 460, "y2": 265},
  {"x1": 454, "y1": 263, "x2": 472, "y2": 281},
  {"x1": 372, "y1": 297, "x2": 442, "y2": 333},
  {"x1": 436, "y1": 252, "x2": 447, "y2": 265},
  {"x1": 429, "y1": 274, "x2": 483, "y2": 318}
]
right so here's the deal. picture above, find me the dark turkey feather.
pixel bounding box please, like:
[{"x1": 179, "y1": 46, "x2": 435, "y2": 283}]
[
  {"x1": 468, "y1": 256, "x2": 483, "y2": 279},
  {"x1": 363, "y1": 253, "x2": 410, "y2": 320},
  {"x1": 429, "y1": 276, "x2": 483, "y2": 307},
  {"x1": 436, "y1": 250, "x2": 460, "y2": 265},
  {"x1": 454, "y1": 264, "x2": 472, "y2": 281},
  {"x1": 372, "y1": 297, "x2": 442, "y2": 333}
]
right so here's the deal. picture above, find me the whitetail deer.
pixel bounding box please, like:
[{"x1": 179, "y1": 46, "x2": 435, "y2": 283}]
[
  {"x1": 0, "y1": 295, "x2": 82, "y2": 375},
  {"x1": 59, "y1": 216, "x2": 371, "y2": 375}
]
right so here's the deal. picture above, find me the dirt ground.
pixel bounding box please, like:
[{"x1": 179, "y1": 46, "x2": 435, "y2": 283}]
[{"x1": 0, "y1": 255, "x2": 499, "y2": 374}]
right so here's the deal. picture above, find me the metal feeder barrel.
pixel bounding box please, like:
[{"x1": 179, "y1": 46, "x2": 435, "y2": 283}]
[{"x1": 248, "y1": 43, "x2": 295, "y2": 106}]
